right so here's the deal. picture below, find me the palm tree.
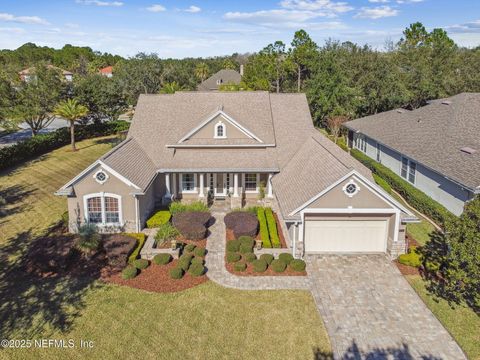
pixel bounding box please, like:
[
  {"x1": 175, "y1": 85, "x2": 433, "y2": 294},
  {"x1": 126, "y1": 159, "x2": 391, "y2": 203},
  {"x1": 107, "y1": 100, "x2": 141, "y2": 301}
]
[
  {"x1": 195, "y1": 62, "x2": 209, "y2": 82},
  {"x1": 54, "y1": 99, "x2": 88, "y2": 151},
  {"x1": 159, "y1": 81, "x2": 182, "y2": 94}
]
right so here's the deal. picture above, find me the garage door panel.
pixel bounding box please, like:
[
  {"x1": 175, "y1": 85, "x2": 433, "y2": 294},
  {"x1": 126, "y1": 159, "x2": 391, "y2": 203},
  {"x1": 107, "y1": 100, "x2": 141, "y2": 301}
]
[{"x1": 305, "y1": 220, "x2": 387, "y2": 253}]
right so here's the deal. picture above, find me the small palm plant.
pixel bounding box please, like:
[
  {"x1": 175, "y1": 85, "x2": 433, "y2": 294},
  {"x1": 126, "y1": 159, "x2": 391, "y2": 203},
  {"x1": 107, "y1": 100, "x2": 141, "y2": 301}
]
[
  {"x1": 195, "y1": 62, "x2": 209, "y2": 82},
  {"x1": 53, "y1": 99, "x2": 88, "y2": 151},
  {"x1": 159, "y1": 81, "x2": 182, "y2": 94}
]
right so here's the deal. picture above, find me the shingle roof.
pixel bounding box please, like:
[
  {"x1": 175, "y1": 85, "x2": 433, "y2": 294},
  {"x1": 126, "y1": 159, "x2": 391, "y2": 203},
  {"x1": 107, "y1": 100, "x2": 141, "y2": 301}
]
[
  {"x1": 19, "y1": 65, "x2": 73, "y2": 75},
  {"x1": 197, "y1": 69, "x2": 241, "y2": 91},
  {"x1": 344, "y1": 93, "x2": 480, "y2": 191}
]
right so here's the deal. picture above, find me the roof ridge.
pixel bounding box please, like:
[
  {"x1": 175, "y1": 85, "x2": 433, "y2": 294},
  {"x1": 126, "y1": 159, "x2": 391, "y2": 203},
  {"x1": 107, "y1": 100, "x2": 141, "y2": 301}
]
[
  {"x1": 100, "y1": 137, "x2": 133, "y2": 161},
  {"x1": 310, "y1": 133, "x2": 352, "y2": 171}
]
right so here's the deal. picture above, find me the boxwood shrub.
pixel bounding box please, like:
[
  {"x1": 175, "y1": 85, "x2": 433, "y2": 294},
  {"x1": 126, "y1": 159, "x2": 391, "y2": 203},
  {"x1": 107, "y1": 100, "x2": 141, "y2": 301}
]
[
  {"x1": 244, "y1": 253, "x2": 257, "y2": 263},
  {"x1": 146, "y1": 210, "x2": 171, "y2": 228},
  {"x1": 121, "y1": 266, "x2": 138, "y2": 280},
  {"x1": 132, "y1": 259, "x2": 149, "y2": 269},
  {"x1": 153, "y1": 253, "x2": 172, "y2": 265},
  {"x1": 193, "y1": 247, "x2": 207, "y2": 257},
  {"x1": 290, "y1": 259, "x2": 306, "y2": 272},
  {"x1": 191, "y1": 257, "x2": 204, "y2": 266},
  {"x1": 238, "y1": 236, "x2": 255, "y2": 248},
  {"x1": 265, "y1": 208, "x2": 281, "y2": 248},
  {"x1": 185, "y1": 243, "x2": 196, "y2": 253},
  {"x1": 124, "y1": 233, "x2": 146, "y2": 264},
  {"x1": 271, "y1": 259, "x2": 287, "y2": 273},
  {"x1": 373, "y1": 173, "x2": 391, "y2": 194},
  {"x1": 234, "y1": 262, "x2": 247, "y2": 272},
  {"x1": 188, "y1": 263, "x2": 205, "y2": 277},
  {"x1": 226, "y1": 239, "x2": 241, "y2": 252},
  {"x1": 252, "y1": 259, "x2": 268, "y2": 273},
  {"x1": 350, "y1": 149, "x2": 456, "y2": 225},
  {"x1": 169, "y1": 267, "x2": 184, "y2": 279},
  {"x1": 279, "y1": 253, "x2": 294, "y2": 265},
  {"x1": 239, "y1": 243, "x2": 253, "y2": 254},
  {"x1": 226, "y1": 252, "x2": 241, "y2": 263},
  {"x1": 260, "y1": 253, "x2": 274, "y2": 265},
  {"x1": 398, "y1": 247, "x2": 421, "y2": 267},
  {"x1": 257, "y1": 208, "x2": 272, "y2": 248},
  {"x1": 178, "y1": 254, "x2": 194, "y2": 271}
]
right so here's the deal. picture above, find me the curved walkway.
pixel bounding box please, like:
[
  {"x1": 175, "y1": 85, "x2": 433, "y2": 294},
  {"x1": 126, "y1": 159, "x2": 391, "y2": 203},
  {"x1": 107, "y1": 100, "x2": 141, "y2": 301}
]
[{"x1": 205, "y1": 212, "x2": 310, "y2": 290}]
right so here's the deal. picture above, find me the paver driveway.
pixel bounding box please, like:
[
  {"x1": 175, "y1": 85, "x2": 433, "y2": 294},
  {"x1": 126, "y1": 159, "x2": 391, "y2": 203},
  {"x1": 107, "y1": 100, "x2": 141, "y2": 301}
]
[{"x1": 307, "y1": 255, "x2": 466, "y2": 360}]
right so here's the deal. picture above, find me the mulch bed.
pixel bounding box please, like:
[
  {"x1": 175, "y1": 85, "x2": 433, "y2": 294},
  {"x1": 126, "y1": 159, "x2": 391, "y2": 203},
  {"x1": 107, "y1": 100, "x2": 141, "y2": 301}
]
[
  {"x1": 103, "y1": 259, "x2": 208, "y2": 293},
  {"x1": 394, "y1": 261, "x2": 420, "y2": 276},
  {"x1": 225, "y1": 261, "x2": 306, "y2": 276}
]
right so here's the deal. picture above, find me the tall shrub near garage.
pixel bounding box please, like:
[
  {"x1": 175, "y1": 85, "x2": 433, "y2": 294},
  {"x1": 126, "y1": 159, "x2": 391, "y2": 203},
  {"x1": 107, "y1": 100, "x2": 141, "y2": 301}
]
[
  {"x1": 265, "y1": 208, "x2": 280, "y2": 248},
  {"x1": 257, "y1": 207, "x2": 271, "y2": 248}
]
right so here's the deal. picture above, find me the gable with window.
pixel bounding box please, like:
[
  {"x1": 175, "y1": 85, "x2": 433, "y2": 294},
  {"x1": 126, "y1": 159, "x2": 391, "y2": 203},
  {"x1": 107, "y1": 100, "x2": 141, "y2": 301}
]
[
  {"x1": 401, "y1": 157, "x2": 416, "y2": 184},
  {"x1": 84, "y1": 193, "x2": 121, "y2": 225},
  {"x1": 214, "y1": 121, "x2": 226, "y2": 139}
]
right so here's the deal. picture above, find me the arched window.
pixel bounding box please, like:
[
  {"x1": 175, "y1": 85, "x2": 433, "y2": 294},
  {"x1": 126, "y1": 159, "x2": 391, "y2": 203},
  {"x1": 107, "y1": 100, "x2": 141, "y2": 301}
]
[
  {"x1": 84, "y1": 193, "x2": 121, "y2": 225},
  {"x1": 214, "y1": 122, "x2": 226, "y2": 138}
]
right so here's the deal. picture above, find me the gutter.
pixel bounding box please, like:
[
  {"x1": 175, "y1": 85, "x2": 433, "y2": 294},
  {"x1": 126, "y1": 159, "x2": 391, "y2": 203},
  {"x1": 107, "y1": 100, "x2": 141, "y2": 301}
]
[{"x1": 156, "y1": 168, "x2": 280, "y2": 173}]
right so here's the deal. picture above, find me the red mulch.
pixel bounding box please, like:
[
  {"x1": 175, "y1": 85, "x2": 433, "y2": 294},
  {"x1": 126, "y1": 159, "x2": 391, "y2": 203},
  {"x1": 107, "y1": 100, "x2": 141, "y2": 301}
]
[
  {"x1": 225, "y1": 261, "x2": 306, "y2": 276},
  {"x1": 395, "y1": 260, "x2": 420, "y2": 276},
  {"x1": 103, "y1": 259, "x2": 208, "y2": 293}
]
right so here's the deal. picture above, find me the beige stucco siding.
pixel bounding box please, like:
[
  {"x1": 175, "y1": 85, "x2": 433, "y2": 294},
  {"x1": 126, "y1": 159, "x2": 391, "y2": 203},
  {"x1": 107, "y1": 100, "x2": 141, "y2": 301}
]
[{"x1": 190, "y1": 114, "x2": 250, "y2": 139}]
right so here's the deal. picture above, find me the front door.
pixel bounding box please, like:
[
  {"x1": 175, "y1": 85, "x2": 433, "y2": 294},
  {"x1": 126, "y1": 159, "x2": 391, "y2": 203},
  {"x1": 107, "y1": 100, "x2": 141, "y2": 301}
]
[{"x1": 215, "y1": 173, "x2": 227, "y2": 196}]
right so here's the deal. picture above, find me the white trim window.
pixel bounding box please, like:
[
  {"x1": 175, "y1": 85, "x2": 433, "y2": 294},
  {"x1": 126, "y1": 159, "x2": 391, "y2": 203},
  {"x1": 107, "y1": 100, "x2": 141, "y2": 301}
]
[
  {"x1": 401, "y1": 157, "x2": 416, "y2": 184},
  {"x1": 181, "y1": 173, "x2": 196, "y2": 193},
  {"x1": 84, "y1": 193, "x2": 122, "y2": 225},
  {"x1": 354, "y1": 134, "x2": 367, "y2": 153},
  {"x1": 214, "y1": 121, "x2": 227, "y2": 139},
  {"x1": 244, "y1": 173, "x2": 259, "y2": 192},
  {"x1": 376, "y1": 143, "x2": 381, "y2": 162}
]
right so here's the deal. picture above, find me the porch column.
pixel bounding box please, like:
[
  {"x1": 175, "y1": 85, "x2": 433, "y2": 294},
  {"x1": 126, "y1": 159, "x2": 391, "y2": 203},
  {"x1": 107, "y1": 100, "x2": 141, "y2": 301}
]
[
  {"x1": 267, "y1": 173, "x2": 273, "y2": 198},
  {"x1": 199, "y1": 173, "x2": 205, "y2": 197},
  {"x1": 165, "y1": 173, "x2": 171, "y2": 198},
  {"x1": 172, "y1": 173, "x2": 177, "y2": 198},
  {"x1": 233, "y1": 173, "x2": 239, "y2": 197}
]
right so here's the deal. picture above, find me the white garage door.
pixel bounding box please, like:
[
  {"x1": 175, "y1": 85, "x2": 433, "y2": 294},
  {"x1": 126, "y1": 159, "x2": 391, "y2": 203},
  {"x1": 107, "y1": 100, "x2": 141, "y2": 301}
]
[{"x1": 304, "y1": 220, "x2": 387, "y2": 253}]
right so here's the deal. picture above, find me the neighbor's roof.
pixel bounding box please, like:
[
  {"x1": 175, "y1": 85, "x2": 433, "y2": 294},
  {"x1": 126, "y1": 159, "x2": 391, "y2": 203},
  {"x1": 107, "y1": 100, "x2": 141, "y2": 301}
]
[
  {"x1": 344, "y1": 93, "x2": 480, "y2": 191},
  {"x1": 197, "y1": 69, "x2": 241, "y2": 91},
  {"x1": 273, "y1": 132, "x2": 374, "y2": 218},
  {"x1": 19, "y1": 65, "x2": 73, "y2": 75},
  {"x1": 99, "y1": 65, "x2": 113, "y2": 74}
]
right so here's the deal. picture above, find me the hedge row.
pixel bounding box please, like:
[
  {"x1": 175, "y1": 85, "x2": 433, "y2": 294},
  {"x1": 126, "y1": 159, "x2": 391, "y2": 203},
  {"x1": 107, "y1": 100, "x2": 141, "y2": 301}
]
[
  {"x1": 257, "y1": 208, "x2": 272, "y2": 248},
  {"x1": 0, "y1": 120, "x2": 130, "y2": 172},
  {"x1": 265, "y1": 208, "x2": 281, "y2": 248},
  {"x1": 146, "y1": 210, "x2": 171, "y2": 228},
  {"x1": 350, "y1": 149, "x2": 456, "y2": 225},
  {"x1": 125, "y1": 233, "x2": 146, "y2": 264}
]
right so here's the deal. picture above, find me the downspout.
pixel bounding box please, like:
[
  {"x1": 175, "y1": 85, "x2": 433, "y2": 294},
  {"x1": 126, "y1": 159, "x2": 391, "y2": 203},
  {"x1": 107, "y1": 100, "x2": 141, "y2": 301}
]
[
  {"x1": 292, "y1": 221, "x2": 298, "y2": 259},
  {"x1": 134, "y1": 195, "x2": 140, "y2": 233}
]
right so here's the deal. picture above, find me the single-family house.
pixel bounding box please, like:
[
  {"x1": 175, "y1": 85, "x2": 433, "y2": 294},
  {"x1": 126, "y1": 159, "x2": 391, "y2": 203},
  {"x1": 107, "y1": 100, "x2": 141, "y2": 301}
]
[
  {"x1": 99, "y1": 66, "x2": 113, "y2": 78},
  {"x1": 19, "y1": 65, "x2": 73, "y2": 82},
  {"x1": 197, "y1": 68, "x2": 242, "y2": 91},
  {"x1": 56, "y1": 92, "x2": 416, "y2": 258},
  {"x1": 344, "y1": 93, "x2": 480, "y2": 216}
]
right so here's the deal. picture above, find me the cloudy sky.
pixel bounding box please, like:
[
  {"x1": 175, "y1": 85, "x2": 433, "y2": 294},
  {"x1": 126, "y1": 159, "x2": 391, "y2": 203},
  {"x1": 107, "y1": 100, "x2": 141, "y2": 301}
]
[{"x1": 0, "y1": 0, "x2": 479, "y2": 58}]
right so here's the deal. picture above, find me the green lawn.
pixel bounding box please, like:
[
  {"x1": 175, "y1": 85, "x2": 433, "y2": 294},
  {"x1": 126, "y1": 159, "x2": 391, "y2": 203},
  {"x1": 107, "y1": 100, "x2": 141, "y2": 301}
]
[
  {"x1": 407, "y1": 275, "x2": 480, "y2": 360},
  {"x1": 0, "y1": 137, "x2": 331, "y2": 360}
]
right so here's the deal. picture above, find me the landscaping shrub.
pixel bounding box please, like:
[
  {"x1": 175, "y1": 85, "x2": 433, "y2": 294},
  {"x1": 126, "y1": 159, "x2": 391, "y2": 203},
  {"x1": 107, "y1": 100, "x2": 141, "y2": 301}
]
[
  {"x1": 260, "y1": 253, "x2": 274, "y2": 265},
  {"x1": 398, "y1": 247, "x2": 422, "y2": 267},
  {"x1": 238, "y1": 236, "x2": 255, "y2": 248},
  {"x1": 257, "y1": 207, "x2": 272, "y2": 248},
  {"x1": 125, "y1": 233, "x2": 146, "y2": 263},
  {"x1": 173, "y1": 211, "x2": 211, "y2": 227},
  {"x1": 0, "y1": 120, "x2": 130, "y2": 172},
  {"x1": 233, "y1": 218, "x2": 258, "y2": 239},
  {"x1": 121, "y1": 266, "x2": 138, "y2": 280},
  {"x1": 153, "y1": 253, "x2": 172, "y2": 265},
  {"x1": 226, "y1": 252, "x2": 241, "y2": 263},
  {"x1": 193, "y1": 247, "x2": 207, "y2": 257},
  {"x1": 77, "y1": 224, "x2": 101, "y2": 254},
  {"x1": 191, "y1": 257, "x2": 204, "y2": 266},
  {"x1": 154, "y1": 223, "x2": 179, "y2": 246},
  {"x1": 373, "y1": 173, "x2": 391, "y2": 194},
  {"x1": 169, "y1": 267, "x2": 184, "y2": 279},
  {"x1": 290, "y1": 259, "x2": 306, "y2": 272},
  {"x1": 252, "y1": 259, "x2": 268, "y2": 273},
  {"x1": 226, "y1": 239, "x2": 241, "y2": 252},
  {"x1": 351, "y1": 149, "x2": 456, "y2": 225},
  {"x1": 178, "y1": 253, "x2": 194, "y2": 271},
  {"x1": 146, "y1": 210, "x2": 171, "y2": 228},
  {"x1": 271, "y1": 259, "x2": 287, "y2": 273},
  {"x1": 244, "y1": 253, "x2": 257, "y2": 263},
  {"x1": 239, "y1": 243, "x2": 253, "y2": 254},
  {"x1": 103, "y1": 234, "x2": 136, "y2": 269},
  {"x1": 224, "y1": 211, "x2": 257, "y2": 230},
  {"x1": 169, "y1": 201, "x2": 209, "y2": 215},
  {"x1": 234, "y1": 262, "x2": 247, "y2": 272},
  {"x1": 132, "y1": 259, "x2": 149, "y2": 270},
  {"x1": 265, "y1": 208, "x2": 280, "y2": 248},
  {"x1": 188, "y1": 263, "x2": 205, "y2": 277},
  {"x1": 175, "y1": 221, "x2": 207, "y2": 240},
  {"x1": 185, "y1": 243, "x2": 196, "y2": 253},
  {"x1": 278, "y1": 253, "x2": 294, "y2": 265}
]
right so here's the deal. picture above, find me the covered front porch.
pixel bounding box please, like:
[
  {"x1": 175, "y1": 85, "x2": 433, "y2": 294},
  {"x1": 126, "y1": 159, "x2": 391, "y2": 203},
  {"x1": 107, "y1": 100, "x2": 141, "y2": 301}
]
[{"x1": 161, "y1": 172, "x2": 275, "y2": 208}]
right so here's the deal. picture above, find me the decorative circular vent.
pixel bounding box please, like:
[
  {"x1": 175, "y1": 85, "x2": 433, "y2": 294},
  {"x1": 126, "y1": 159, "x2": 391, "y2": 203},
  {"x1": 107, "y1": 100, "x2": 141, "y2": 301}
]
[
  {"x1": 343, "y1": 180, "x2": 360, "y2": 197},
  {"x1": 94, "y1": 170, "x2": 108, "y2": 184}
]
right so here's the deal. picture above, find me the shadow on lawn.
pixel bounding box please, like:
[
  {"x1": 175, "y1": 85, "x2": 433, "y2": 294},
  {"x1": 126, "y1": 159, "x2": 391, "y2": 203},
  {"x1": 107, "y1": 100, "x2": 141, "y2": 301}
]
[
  {"x1": 0, "y1": 184, "x2": 35, "y2": 223},
  {"x1": 0, "y1": 227, "x2": 103, "y2": 340},
  {"x1": 313, "y1": 341, "x2": 443, "y2": 360}
]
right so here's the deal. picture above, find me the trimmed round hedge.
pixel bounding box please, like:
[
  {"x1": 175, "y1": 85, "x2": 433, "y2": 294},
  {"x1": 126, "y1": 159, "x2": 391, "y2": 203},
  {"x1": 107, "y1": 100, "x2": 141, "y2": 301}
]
[
  {"x1": 132, "y1": 259, "x2": 149, "y2": 270},
  {"x1": 153, "y1": 253, "x2": 172, "y2": 265},
  {"x1": 193, "y1": 247, "x2": 207, "y2": 257},
  {"x1": 178, "y1": 254, "x2": 194, "y2": 271},
  {"x1": 239, "y1": 243, "x2": 253, "y2": 254},
  {"x1": 226, "y1": 252, "x2": 241, "y2": 263},
  {"x1": 234, "y1": 262, "x2": 247, "y2": 272},
  {"x1": 278, "y1": 253, "x2": 294, "y2": 265},
  {"x1": 290, "y1": 259, "x2": 306, "y2": 271},
  {"x1": 224, "y1": 212, "x2": 259, "y2": 238},
  {"x1": 184, "y1": 243, "x2": 196, "y2": 253},
  {"x1": 252, "y1": 259, "x2": 268, "y2": 273},
  {"x1": 244, "y1": 253, "x2": 257, "y2": 263},
  {"x1": 170, "y1": 267, "x2": 184, "y2": 279},
  {"x1": 271, "y1": 259, "x2": 287, "y2": 273},
  {"x1": 260, "y1": 253, "x2": 274, "y2": 265},
  {"x1": 191, "y1": 257, "x2": 204, "y2": 266},
  {"x1": 121, "y1": 265, "x2": 138, "y2": 279},
  {"x1": 173, "y1": 211, "x2": 211, "y2": 227},
  {"x1": 188, "y1": 263, "x2": 205, "y2": 277},
  {"x1": 176, "y1": 222, "x2": 207, "y2": 240},
  {"x1": 238, "y1": 236, "x2": 255, "y2": 248},
  {"x1": 226, "y1": 239, "x2": 241, "y2": 252}
]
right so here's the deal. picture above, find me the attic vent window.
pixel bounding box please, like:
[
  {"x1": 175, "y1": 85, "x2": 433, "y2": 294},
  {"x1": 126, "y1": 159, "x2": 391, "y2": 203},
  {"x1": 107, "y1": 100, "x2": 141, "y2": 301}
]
[
  {"x1": 216, "y1": 79, "x2": 223, "y2": 85},
  {"x1": 460, "y1": 147, "x2": 476, "y2": 155},
  {"x1": 214, "y1": 121, "x2": 226, "y2": 139}
]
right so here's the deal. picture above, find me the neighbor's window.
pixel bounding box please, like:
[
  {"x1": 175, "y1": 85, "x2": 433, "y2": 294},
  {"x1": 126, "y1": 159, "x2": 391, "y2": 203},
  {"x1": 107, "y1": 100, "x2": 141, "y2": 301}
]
[
  {"x1": 408, "y1": 161, "x2": 416, "y2": 184},
  {"x1": 182, "y1": 173, "x2": 195, "y2": 191},
  {"x1": 87, "y1": 197, "x2": 102, "y2": 223},
  {"x1": 86, "y1": 195, "x2": 120, "y2": 224},
  {"x1": 376, "y1": 143, "x2": 381, "y2": 162},
  {"x1": 355, "y1": 134, "x2": 366, "y2": 153},
  {"x1": 245, "y1": 173, "x2": 257, "y2": 191},
  {"x1": 401, "y1": 157, "x2": 409, "y2": 179}
]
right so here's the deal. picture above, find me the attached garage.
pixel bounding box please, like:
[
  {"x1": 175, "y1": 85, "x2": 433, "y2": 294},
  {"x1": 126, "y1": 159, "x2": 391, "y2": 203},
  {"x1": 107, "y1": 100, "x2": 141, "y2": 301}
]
[{"x1": 304, "y1": 218, "x2": 388, "y2": 253}]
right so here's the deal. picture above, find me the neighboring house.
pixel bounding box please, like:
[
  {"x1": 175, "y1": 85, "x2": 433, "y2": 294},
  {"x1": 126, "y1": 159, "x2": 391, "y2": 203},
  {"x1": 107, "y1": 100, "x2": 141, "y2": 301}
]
[
  {"x1": 197, "y1": 68, "x2": 242, "y2": 91},
  {"x1": 19, "y1": 65, "x2": 73, "y2": 82},
  {"x1": 56, "y1": 92, "x2": 416, "y2": 258},
  {"x1": 99, "y1": 66, "x2": 113, "y2": 78},
  {"x1": 344, "y1": 93, "x2": 480, "y2": 216}
]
